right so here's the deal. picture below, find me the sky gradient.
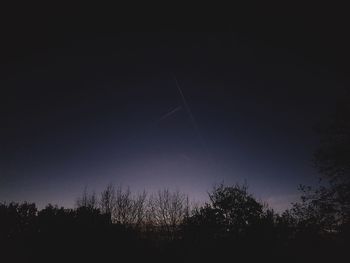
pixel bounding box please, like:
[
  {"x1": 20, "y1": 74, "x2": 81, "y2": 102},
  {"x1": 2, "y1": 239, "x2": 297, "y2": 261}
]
[{"x1": 1, "y1": 29, "x2": 349, "y2": 212}]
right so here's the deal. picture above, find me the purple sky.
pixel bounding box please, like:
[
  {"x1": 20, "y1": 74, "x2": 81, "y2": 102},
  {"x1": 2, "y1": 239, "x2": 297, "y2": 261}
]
[{"x1": 1, "y1": 31, "x2": 348, "y2": 213}]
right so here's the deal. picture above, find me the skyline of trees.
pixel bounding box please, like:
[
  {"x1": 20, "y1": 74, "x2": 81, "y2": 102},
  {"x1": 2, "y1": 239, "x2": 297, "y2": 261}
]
[{"x1": 1, "y1": 180, "x2": 348, "y2": 262}]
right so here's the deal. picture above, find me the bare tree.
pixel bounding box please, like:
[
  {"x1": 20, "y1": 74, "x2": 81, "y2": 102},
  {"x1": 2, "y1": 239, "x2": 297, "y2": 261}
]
[
  {"x1": 148, "y1": 189, "x2": 189, "y2": 234},
  {"x1": 113, "y1": 185, "x2": 132, "y2": 224},
  {"x1": 76, "y1": 187, "x2": 97, "y2": 210},
  {"x1": 100, "y1": 183, "x2": 116, "y2": 220},
  {"x1": 133, "y1": 190, "x2": 147, "y2": 226}
]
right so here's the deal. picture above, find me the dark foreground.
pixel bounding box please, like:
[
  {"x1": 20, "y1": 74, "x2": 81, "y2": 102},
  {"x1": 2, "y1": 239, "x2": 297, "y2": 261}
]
[{"x1": 1, "y1": 184, "x2": 349, "y2": 263}]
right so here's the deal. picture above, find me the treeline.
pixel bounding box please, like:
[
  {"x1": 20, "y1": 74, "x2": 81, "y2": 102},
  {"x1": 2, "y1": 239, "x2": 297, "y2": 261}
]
[
  {"x1": 0, "y1": 183, "x2": 348, "y2": 263},
  {"x1": 76, "y1": 185, "x2": 190, "y2": 230}
]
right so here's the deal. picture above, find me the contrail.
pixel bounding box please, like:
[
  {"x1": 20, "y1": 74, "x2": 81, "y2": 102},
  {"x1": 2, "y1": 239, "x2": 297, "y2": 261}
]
[
  {"x1": 158, "y1": 105, "x2": 182, "y2": 121},
  {"x1": 174, "y1": 77, "x2": 198, "y2": 132},
  {"x1": 173, "y1": 75, "x2": 213, "y2": 163}
]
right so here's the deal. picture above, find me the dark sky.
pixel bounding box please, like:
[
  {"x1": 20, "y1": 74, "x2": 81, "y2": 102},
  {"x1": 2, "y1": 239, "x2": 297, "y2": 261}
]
[{"x1": 1, "y1": 11, "x2": 349, "y2": 211}]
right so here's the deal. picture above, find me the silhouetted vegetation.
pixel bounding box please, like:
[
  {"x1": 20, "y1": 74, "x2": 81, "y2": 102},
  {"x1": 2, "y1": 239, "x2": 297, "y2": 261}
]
[{"x1": 1, "y1": 182, "x2": 348, "y2": 262}]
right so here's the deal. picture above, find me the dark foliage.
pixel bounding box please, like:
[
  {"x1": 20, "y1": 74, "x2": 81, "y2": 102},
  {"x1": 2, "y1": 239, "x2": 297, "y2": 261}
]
[
  {"x1": 1, "y1": 183, "x2": 348, "y2": 263},
  {"x1": 288, "y1": 94, "x2": 350, "y2": 242},
  {"x1": 313, "y1": 95, "x2": 350, "y2": 226}
]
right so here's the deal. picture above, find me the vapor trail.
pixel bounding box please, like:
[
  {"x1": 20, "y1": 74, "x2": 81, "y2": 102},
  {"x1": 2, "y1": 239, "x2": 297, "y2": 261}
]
[
  {"x1": 173, "y1": 76, "x2": 213, "y2": 163},
  {"x1": 174, "y1": 77, "x2": 198, "y2": 132},
  {"x1": 158, "y1": 105, "x2": 182, "y2": 121}
]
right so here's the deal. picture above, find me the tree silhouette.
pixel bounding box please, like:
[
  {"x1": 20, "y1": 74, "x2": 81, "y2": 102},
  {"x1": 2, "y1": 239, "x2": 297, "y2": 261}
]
[
  {"x1": 148, "y1": 189, "x2": 189, "y2": 237},
  {"x1": 183, "y1": 183, "x2": 266, "y2": 242},
  {"x1": 291, "y1": 94, "x2": 350, "y2": 235},
  {"x1": 313, "y1": 95, "x2": 350, "y2": 227},
  {"x1": 1, "y1": 180, "x2": 347, "y2": 263},
  {"x1": 100, "y1": 183, "x2": 116, "y2": 221},
  {"x1": 209, "y1": 183, "x2": 264, "y2": 232}
]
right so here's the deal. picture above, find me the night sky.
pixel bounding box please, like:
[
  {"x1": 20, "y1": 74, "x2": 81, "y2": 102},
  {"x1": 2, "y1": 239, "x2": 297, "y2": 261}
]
[{"x1": 1, "y1": 12, "x2": 349, "y2": 212}]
